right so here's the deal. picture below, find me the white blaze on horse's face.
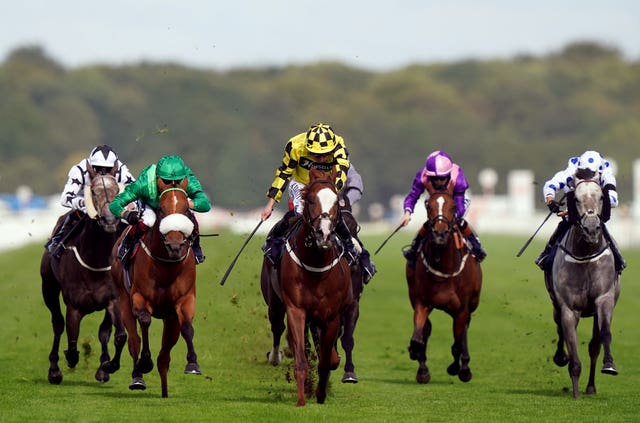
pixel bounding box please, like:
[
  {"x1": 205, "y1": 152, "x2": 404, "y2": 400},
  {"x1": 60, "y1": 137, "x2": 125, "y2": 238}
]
[
  {"x1": 316, "y1": 187, "x2": 338, "y2": 240},
  {"x1": 575, "y1": 180, "x2": 603, "y2": 243},
  {"x1": 159, "y1": 214, "x2": 195, "y2": 237},
  {"x1": 436, "y1": 196, "x2": 445, "y2": 217}
]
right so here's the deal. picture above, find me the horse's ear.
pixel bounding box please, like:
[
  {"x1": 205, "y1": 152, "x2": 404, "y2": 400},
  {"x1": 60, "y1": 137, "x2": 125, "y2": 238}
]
[
  {"x1": 110, "y1": 162, "x2": 119, "y2": 176},
  {"x1": 309, "y1": 167, "x2": 323, "y2": 182},
  {"x1": 86, "y1": 160, "x2": 96, "y2": 179}
]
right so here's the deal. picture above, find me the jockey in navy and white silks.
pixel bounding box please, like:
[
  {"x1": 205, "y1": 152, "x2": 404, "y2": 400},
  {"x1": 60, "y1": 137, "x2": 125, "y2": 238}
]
[
  {"x1": 399, "y1": 150, "x2": 486, "y2": 267},
  {"x1": 542, "y1": 150, "x2": 618, "y2": 209},
  {"x1": 60, "y1": 145, "x2": 135, "y2": 213},
  {"x1": 45, "y1": 145, "x2": 135, "y2": 258},
  {"x1": 535, "y1": 150, "x2": 626, "y2": 273}
]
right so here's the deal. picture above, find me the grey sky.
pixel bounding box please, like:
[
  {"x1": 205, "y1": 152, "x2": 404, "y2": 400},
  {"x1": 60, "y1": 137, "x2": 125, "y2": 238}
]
[{"x1": 3, "y1": 1, "x2": 639, "y2": 71}]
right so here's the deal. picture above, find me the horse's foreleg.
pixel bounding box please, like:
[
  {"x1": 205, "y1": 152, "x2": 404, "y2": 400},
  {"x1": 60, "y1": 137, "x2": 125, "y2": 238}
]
[
  {"x1": 267, "y1": 298, "x2": 286, "y2": 366},
  {"x1": 552, "y1": 303, "x2": 568, "y2": 367},
  {"x1": 100, "y1": 300, "x2": 126, "y2": 376},
  {"x1": 132, "y1": 294, "x2": 154, "y2": 375},
  {"x1": 95, "y1": 310, "x2": 113, "y2": 382},
  {"x1": 449, "y1": 308, "x2": 472, "y2": 382},
  {"x1": 596, "y1": 298, "x2": 618, "y2": 377},
  {"x1": 158, "y1": 316, "x2": 181, "y2": 398},
  {"x1": 64, "y1": 308, "x2": 82, "y2": 368},
  {"x1": 42, "y1": 274, "x2": 64, "y2": 384},
  {"x1": 586, "y1": 316, "x2": 601, "y2": 395},
  {"x1": 286, "y1": 307, "x2": 308, "y2": 406},
  {"x1": 316, "y1": 317, "x2": 340, "y2": 404},
  {"x1": 120, "y1": 292, "x2": 145, "y2": 390},
  {"x1": 340, "y1": 300, "x2": 359, "y2": 383},
  {"x1": 177, "y1": 295, "x2": 200, "y2": 375},
  {"x1": 561, "y1": 307, "x2": 581, "y2": 398},
  {"x1": 409, "y1": 304, "x2": 431, "y2": 384}
]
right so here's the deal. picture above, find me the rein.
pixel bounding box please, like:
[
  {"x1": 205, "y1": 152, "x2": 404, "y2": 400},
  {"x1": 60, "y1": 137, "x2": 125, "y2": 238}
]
[
  {"x1": 67, "y1": 246, "x2": 112, "y2": 272},
  {"x1": 159, "y1": 187, "x2": 188, "y2": 198}
]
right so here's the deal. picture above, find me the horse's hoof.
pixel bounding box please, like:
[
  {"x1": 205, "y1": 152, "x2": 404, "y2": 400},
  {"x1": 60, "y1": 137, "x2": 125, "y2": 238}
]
[
  {"x1": 416, "y1": 368, "x2": 431, "y2": 384},
  {"x1": 458, "y1": 368, "x2": 472, "y2": 382},
  {"x1": 586, "y1": 385, "x2": 596, "y2": 395},
  {"x1": 64, "y1": 349, "x2": 80, "y2": 368},
  {"x1": 129, "y1": 377, "x2": 146, "y2": 390},
  {"x1": 601, "y1": 364, "x2": 618, "y2": 375},
  {"x1": 553, "y1": 353, "x2": 569, "y2": 367},
  {"x1": 342, "y1": 372, "x2": 358, "y2": 383},
  {"x1": 138, "y1": 356, "x2": 154, "y2": 374},
  {"x1": 446, "y1": 362, "x2": 460, "y2": 376},
  {"x1": 95, "y1": 368, "x2": 110, "y2": 383},
  {"x1": 184, "y1": 362, "x2": 202, "y2": 375},
  {"x1": 101, "y1": 360, "x2": 120, "y2": 374},
  {"x1": 48, "y1": 370, "x2": 63, "y2": 385},
  {"x1": 266, "y1": 350, "x2": 282, "y2": 366}
]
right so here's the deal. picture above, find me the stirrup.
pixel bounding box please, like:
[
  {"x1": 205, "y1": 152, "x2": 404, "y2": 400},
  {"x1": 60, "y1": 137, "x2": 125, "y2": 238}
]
[{"x1": 195, "y1": 254, "x2": 206, "y2": 265}]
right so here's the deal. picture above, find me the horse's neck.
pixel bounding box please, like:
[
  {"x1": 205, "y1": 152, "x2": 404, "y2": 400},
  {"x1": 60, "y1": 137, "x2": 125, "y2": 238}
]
[
  {"x1": 564, "y1": 225, "x2": 605, "y2": 255},
  {"x1": 425, "y1": 230, "x2": 462, "y2": 271}
]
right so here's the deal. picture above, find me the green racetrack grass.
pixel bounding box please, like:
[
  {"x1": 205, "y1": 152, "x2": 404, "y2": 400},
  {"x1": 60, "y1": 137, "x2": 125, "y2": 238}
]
[{"x1": 1, "y1": 232, "x2": 638, "y2": 422}]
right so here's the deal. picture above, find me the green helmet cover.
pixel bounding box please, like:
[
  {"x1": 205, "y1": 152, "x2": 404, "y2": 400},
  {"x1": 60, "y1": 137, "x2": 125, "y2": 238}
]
[{"x1": 156, "y1": 155, "x2": 188, "y2": 180}]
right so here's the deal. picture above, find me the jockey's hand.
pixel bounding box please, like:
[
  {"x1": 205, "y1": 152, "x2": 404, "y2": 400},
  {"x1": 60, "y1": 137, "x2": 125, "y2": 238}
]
[
  {"x1": 547, "y1": 200, "x2": 561, "y2": 214},
  {"x1": 399, "y1": 211, "x2": 412, "y2": 227},
  {"x1": 261, "y1": 198, "x2": 276, "y2": 221},
  {"x1": 122, "y1": 210, "x2": 140, "y2": 225}
]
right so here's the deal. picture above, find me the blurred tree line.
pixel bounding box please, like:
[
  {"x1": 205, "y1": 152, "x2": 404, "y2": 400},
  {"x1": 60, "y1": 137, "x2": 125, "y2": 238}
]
[{"x1": 1, "y1": 41, "x2": 639, "y2": 214}]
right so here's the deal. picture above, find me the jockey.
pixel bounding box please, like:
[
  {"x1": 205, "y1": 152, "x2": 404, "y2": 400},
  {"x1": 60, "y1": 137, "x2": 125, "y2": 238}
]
[
  {"x1": 260, "y1": 123, "x2": 376, "y2": 281},
  {"x1": 109, "y1": 155, "x2": 211, "y2": 265},
  {"x1": 535, "y1": 150, "x2": 626, "y2": 273},
  {"x1": 399, "y1": 150, "x2": 486, "y2": 268},
  {"x1": 45, "y1": 144, "x2": 135, "y2": 259}
]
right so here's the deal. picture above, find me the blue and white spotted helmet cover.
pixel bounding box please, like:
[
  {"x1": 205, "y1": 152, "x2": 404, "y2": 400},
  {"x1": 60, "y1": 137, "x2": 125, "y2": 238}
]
[{"x1": 577, "y1": 150, "x2": 604, "y2": 172}]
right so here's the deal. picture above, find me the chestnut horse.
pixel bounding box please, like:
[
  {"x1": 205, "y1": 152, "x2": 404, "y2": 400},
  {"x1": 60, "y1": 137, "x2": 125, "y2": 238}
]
[
  {"x1": 545, "y1": 179, "x2": 620, "y2": 398},
  {"x1": 40, "y1": 165, "x2": 126, "y2": 384},
  {"x1": 406, "y1": 189, "x2": 482, "y2": 384},
  {"x1": 111, "y1": 176, "x2": 199, "y2": 398},
  {"x1": 261, "y1": 168, "x2": 352, "y2": 406}
]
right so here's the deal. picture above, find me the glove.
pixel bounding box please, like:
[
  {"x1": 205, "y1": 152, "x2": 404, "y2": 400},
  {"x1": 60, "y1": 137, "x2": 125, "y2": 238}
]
[
  {"x1": 547, "y1": 200, "x2": 561, "y2": 214},
  {"x1": 72, "y1": 197, "x2": 85, "y2": 210},
  {"x1": 122, "y1": 210, "x2": 140, "y2": 225}
]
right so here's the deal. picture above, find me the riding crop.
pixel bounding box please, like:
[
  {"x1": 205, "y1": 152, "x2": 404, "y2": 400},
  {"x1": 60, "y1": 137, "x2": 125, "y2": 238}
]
[{"x1": 219, "y1": 220, "x2": 263, "y2": 286}]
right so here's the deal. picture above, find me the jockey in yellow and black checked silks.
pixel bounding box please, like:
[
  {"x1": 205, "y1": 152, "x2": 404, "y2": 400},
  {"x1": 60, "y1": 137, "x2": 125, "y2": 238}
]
[{"x1": 266, "y1": 123, "x2": 350, "y2": 202}]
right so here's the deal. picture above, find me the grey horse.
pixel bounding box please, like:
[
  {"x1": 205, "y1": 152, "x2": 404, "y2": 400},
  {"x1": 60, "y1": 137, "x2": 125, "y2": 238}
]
[{"x1": 544, "y1": 179, "x2": 620, "y2": 398}]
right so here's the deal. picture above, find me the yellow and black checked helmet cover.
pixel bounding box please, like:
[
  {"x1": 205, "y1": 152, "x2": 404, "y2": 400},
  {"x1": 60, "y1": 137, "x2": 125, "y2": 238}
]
[{"x1": 305, "y1": 123, "x2": 337, "y2": 154}]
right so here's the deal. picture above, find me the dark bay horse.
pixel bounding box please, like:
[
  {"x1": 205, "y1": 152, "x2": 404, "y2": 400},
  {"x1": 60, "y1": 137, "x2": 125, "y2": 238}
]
[
  {"x1": 40, "y1": 165, "x2": 126, "y2": 384},
  {"x1": 261, "y1": 168, "x2": 352, "y2": 406},
  {"x1": 544, "y1": 179, "x2": 620, "y2": 398},
  {"x1": 111, "y1": 177, "x2": 199, "y2": 398},
  {"x1": 406, "y1": 190, "x2": 482, "y2": 384}
]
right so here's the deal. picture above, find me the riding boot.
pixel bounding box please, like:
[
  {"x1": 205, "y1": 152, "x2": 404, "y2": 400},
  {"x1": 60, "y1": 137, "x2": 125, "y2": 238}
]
[
  {"x1": 458, "y1": 220, "x2": 486, "y2": 263},
  {"x1": 359, "y1": 247, "x2": 377, "y2": 284},
  {"x1": 118, "y1": 222, "x2": 146, "y2": 265},
  {"x1": 602, "y1": 224, "x2": 626, "y2": 274},
  {"x1": 262, "y1": 210, "x2": 296, "y2": 266},
  {"x1": 335, "y1": 217, "x2": 361, "y2": 265},
  {"x1": 535, "y1": 219, "x2": 571, "y2": 270},
  {"x1": 403, "y1": 225, "x2": 427, "y2": 269},
  {"x1": 192, "y1": 235, "x2": 205, "y2": 265},
  {"x1": 46, "y1": 212, "x2": 79, "y2": 259}
]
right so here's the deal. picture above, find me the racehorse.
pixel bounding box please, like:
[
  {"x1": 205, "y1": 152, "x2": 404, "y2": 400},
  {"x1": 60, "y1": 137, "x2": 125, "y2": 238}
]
[
  {"x1": 111, "y1": 176, "x2": 199, "y2": 398},
  {"x1": 406, "y1": 189, "x2": 482, "y2": 384},
  {"x1": 544, "y1": 179, "x2": 620, "y2": 398},
  {"x1": 261, "y1": 168, "x2": 352, "y2": 406},
  {"x1": 40, "y1": 165, "x2": 126, "y2": 385}
]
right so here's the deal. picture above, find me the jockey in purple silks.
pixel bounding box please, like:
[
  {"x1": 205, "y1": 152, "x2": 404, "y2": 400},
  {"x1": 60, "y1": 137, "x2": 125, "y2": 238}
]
[{"x1": 399, "y1": 150, "x2": 486, "y2": 268}]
